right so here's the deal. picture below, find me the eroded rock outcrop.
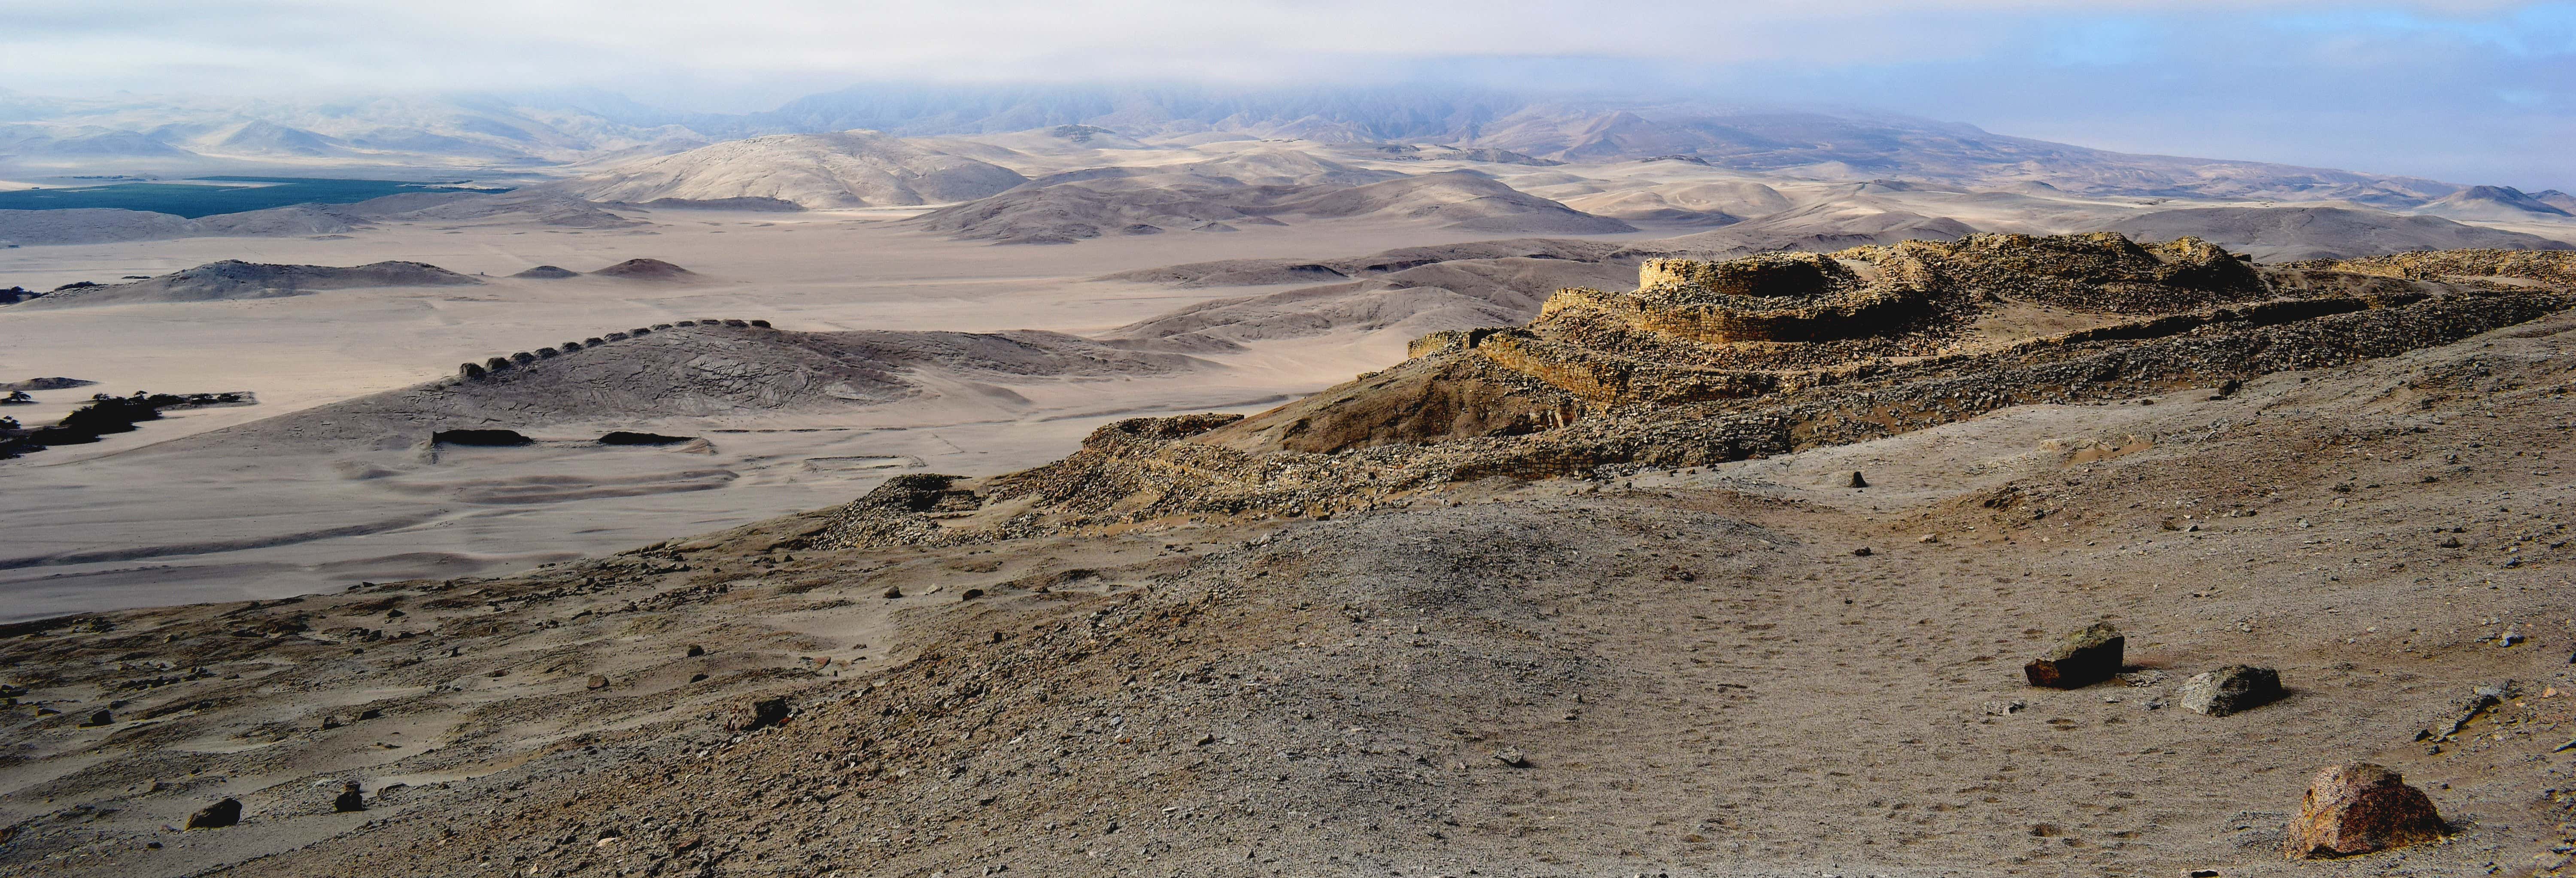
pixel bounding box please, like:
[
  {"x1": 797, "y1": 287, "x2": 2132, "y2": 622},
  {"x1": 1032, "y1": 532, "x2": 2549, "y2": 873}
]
[{"x1": 808, "y1": 235, "x2": 2576, "y2": 550}]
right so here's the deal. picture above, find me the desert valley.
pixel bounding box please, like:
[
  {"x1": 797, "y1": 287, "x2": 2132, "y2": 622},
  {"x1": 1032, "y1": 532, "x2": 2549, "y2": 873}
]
[{"x1": 3, "y1": 77, "x2": 2576, "y2": 878}]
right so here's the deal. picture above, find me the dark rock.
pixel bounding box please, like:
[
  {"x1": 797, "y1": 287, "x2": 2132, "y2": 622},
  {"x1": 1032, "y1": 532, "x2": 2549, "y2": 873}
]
[
  {"x1": 186, "y1": 798, "x2": 242, "y2": 829},
  {"x1": 2284, "y1": 763, "x2": 2446, "y2": 858},
  {"x1": 685, "y1": 644, "x2": 705, "y2": 657},
  {"x1": 598, "y1": 431, "x2": 696, "y2": 446},
  {"x1": 688, "y1": 673, "x2": 709, "y2": 683},
  {"x1": 726, "y1": 696, "x2": 789, "y2": 732},
  {"x1": 961, "y1": 588, "x2": 986, "y2": 601},
  {"x1": 431, "y1": 428, "x2": 533, "y2": 447},
  {"x1": 77, "y1": 709, "x2": 112, "y2": 727},
  {"x1": 1851, "y1": 547, "x2": 1872, "y2": 557},
  {"x1": 2025, "y1": 622, "x2": 2123, "y2": 689},
  {"x1": 883, "y1": 586, "x2": 902, "y2": 599},
  {"x1": 2180, "y1": 665, "x2": 2285, "y2": 716},
  {"x1": 333, "y1": 781, "x2": 366, "y2": 812},
  {"x1": 458, "y1": 362, "x2": 486, "y2": 380}
]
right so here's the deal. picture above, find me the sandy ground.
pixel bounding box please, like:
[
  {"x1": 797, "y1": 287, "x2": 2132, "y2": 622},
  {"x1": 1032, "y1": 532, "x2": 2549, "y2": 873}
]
[
  {"x1": 7, "y1": 310, "x2": 2576, "y2": 877},
  {"x1": 0, "y1": 211, "x2": 1607, "y2": 619}
]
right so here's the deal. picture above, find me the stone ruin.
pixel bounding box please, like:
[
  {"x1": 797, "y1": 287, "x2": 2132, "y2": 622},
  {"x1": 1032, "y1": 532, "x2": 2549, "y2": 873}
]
[{"x1": 455, "y1": 319, "x2": 778, "y2": 382}]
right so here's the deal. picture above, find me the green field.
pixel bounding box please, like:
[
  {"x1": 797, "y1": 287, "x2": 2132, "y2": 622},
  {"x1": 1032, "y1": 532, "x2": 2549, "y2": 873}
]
[{"x1": 0, "y1": 176, "x2": 508, "y2": 219}]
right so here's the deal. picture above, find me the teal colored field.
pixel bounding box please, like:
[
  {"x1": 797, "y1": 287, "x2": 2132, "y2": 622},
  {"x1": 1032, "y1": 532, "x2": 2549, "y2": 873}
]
[{"x1": 0, "y1": 176, "x2": 509, "y2": 219}]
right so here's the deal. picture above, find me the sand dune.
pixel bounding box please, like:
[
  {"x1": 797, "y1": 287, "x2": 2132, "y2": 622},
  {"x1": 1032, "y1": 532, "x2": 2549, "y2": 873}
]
[
  {"x1": 1653, "y1": 197, "x2": 1977, "y2": 255},
  {"x1": 1105, "y1": 255, "x2": 1640, "y2": 351},
  {"x1": 558, "y1": 130, "x2": 1029, "y2": 209},
  {"x1": 2410, "y1": 185, "x2": 2576, "y2": 223},
  {"x1": 13, "y1": 259, "x2": 479, "y2": 308},
  {"x1": 916, "y1": 161, "x2": 1629, "y2": 244},
  {"x1": 1097, "y1": 237, "x2": 1632, "y2": 287},
  {"x1": 2092, "y1": 205, "x2": 2574, "y2": 260}
]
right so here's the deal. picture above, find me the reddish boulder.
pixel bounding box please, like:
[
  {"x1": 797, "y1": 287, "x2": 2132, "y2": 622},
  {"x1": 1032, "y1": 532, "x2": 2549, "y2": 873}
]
[{"x1": 2284, "y1": 763, "x2": 2446, "y2": 858}]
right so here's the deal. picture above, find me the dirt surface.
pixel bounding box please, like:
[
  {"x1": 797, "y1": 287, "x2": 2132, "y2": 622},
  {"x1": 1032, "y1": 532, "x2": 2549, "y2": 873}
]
[{"x1": 11, "y1": 301, "x2": 2576, "y2": 876}]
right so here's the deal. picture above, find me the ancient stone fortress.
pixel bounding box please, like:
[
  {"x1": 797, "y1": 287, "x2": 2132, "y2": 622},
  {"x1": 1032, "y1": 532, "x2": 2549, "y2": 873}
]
[
  {"x1": 456, "y1": 319, "x2": 774, "y2": 380},
  {"x1": 817, "y1": 236, "x2": 2576, "y2": 549}
]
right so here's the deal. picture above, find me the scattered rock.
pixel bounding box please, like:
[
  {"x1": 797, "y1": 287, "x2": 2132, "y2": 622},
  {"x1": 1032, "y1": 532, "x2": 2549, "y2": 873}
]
[
  {"x1": 186, "y1": 798, "x2": 242, "y2": 829},
  {"x1": 1829, "y1": 470, "x2": 1867, "y2": 488},
  {"x1": 333, "y1": 781, "x2": 366, "y2": 813},
  {"x1": 2179, "y1": 665, "x2": 2284, "y2": 716},
  {"x1": 586, "y1": 674, "x2": 609, "y2": 690},
  {"x1": 2025, "y1": 622, "x2": 2124, "y2": 689},
  {"x1": 726, "y1": 696, "x2": 789, "y2": 732},
  {"x1": 76, "y1": 709, "x2": 112, "y2": 727},
  {"x1": 688, "y1": 673, "x2": 708, "y2": 684},
  {"x1": 1851, "y1": 547, "x2": 1873, "y2": 557},
  {"x1": 883, "y1": 586, "x2": 903, "y2": 599},
  {"x1": 685, "y1": 644, "x2": 705, "y2": 657},
  {"x1": 1491, "y1": 747, "x2": 1529, "y2": 768},
  {"x1": 961, "y1": 588, "x2": 986, "y2": 601},
  {"x1": 2283, "y1": 763, "x2": 2447, "y2": 858}
]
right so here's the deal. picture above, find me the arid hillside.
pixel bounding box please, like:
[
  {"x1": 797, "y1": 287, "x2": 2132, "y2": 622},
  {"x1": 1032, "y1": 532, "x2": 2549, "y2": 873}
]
[{"x1": 7, "y1": 240, "x2": 2576, "y2": 878}]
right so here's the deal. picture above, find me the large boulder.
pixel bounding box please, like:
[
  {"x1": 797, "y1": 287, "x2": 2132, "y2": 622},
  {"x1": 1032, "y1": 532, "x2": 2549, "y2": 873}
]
[
  {"x1": 186, "y1": 798, "x2": 243, "y2": 829},
  {"x1": 2179, "y1": 665, "x2": 2285, "y2": 716},
  {"x1": 2284, "y1": 763, "x2": 2446, "y2": 858},
  {"x1": 2024, "y1": 622, "x2": 2123, "y2": 688}
]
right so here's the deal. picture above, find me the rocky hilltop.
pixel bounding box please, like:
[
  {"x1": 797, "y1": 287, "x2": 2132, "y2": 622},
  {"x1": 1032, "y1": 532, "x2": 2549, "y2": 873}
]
[{"x1": 820, "y1": 234, "x2": 2573, "y2": 544}]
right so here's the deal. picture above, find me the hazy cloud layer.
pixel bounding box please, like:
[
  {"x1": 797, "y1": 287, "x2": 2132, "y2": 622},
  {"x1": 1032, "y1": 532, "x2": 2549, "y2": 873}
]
[{"x1": 1, "y1": 0, "x2": 2567, "y2": 187}]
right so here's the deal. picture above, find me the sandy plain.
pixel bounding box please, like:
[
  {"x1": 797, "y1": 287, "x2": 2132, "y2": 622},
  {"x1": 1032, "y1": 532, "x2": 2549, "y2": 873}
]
[{"x1": 0, "y1": 208, "x2": 1581, "y2": 619}]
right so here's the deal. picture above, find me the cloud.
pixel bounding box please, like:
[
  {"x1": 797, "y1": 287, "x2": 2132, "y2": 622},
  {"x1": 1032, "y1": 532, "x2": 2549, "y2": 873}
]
[
  {"x1": 0, "y1": 0, "x2": 2555, "y2": 97},
  {"x1": 0, "y1": 0, "x2": 2565, "y2": 188}
]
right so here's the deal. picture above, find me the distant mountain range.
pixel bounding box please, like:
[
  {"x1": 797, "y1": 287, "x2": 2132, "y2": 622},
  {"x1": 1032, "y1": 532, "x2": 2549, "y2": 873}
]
[{"x1": 2, "y1": 85, "x2": 2564, "y2": 213}]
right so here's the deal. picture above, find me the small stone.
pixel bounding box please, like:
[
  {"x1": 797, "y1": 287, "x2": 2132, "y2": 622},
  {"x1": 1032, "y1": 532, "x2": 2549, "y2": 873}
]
[
  {"x1": 1194, "y1": 733, "x2": 1216, "y2": 746},
  {"x1": 688, "y1": 673, "x2": 709, "y2": 684},
  {"x1": 1851, "y1": 547, "x2": 1873, "y2": 557},
  {"x1": 586, "y1": 674, "x2": 608, "y2": 690},
  {"x1": 333, "y1": 781, "x2": 366, "y2": 813},
  {"x1": 1917, "y1": 534, "x2": 1940, "y2": 544},
  {"x1": 78, "y1": 709, "x2": 113, "y2": 727},
  {"x1": 2498, "y1": 631, "x2": 2524, "y2": 647},
  {"x1": 726, "y1": 696, "x2": 789, "y2": 732},
  {"x1": 883, "y1": 586, "x2": 903, "y2": 599},
  {"x1": 1491, "y1": 747, "x2": 1529, "y2": 768},
  {"x1": 186, "y1": 798, "x2": 243, "y2": 829},
  {"x1": 961, "y1": 588, "x2": 985, "y2": 601},
  {"x1": 2284, "y1": 763, "x2": 2447, "y2": 858},
  {"x1": 356, "y1": 708, "x2": 382, "y2": 720},
  {"x1": 2025, "y1": 622, "x2": 2123, "y2": 689},
  {"x1": 2179, "y1": 665, "x2": 2285, "y2": 716},
  {"x1": 685, "y1": 644, "x2": 705, "y2": 657}
]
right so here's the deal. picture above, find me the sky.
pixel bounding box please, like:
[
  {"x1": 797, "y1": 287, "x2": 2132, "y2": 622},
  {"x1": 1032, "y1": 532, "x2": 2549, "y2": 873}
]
[{"x1": 1, "y1": 0, "x2": 2569, "y2": 188}]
